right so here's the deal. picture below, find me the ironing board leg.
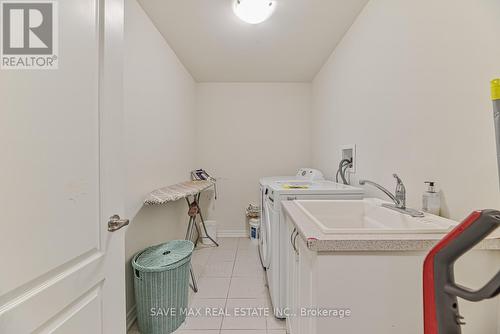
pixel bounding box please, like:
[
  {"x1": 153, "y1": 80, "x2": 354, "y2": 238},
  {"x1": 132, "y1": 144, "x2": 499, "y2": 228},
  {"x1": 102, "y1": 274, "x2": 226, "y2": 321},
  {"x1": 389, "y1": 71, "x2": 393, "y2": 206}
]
[
  {"x1": 193, "y1": 219, "x2": 201, "y2": 247},
  {"x1": 185, "y1": 192, "x2": 219, "y2": 293},
  {"x1": 185, "y1": 214, "x2": 194, "y2": 240},
  {"x1": 189, "y1": 263, "x2": 198, "y2": 293},
  {"x1": 195, "y1": 193, "x2": 219, "y2": 247},
  {"x1": 187, "y1": 216, "x2": 199, "y2": 292},
  {"x1": 184, "y1": 213, "x2": 199, "y2": 292}
]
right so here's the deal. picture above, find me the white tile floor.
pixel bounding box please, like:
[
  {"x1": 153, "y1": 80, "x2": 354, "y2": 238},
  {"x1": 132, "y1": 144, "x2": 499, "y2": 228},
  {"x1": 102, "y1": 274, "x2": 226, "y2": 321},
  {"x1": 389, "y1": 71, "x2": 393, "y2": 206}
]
[{"x1": 128, "y1": 238, "x2": 286, "y2": 334}]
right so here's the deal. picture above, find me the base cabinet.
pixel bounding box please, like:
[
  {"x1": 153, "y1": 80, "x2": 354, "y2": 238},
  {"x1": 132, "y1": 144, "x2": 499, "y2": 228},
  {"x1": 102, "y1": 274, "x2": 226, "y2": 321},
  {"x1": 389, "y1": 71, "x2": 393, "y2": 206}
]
[
  {"x1": 284, "y1": 216, "x2": 500, "y2": 334},
  {"x1": 286, "y1": 219, "x2": 316, "y2": 334}
]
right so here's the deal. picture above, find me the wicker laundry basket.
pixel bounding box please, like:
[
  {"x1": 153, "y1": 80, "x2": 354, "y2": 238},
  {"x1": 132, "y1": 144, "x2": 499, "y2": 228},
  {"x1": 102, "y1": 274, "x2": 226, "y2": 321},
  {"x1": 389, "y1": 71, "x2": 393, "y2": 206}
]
[{"x1": 132, "y1": 240, "x2": 194, "y2": 334}]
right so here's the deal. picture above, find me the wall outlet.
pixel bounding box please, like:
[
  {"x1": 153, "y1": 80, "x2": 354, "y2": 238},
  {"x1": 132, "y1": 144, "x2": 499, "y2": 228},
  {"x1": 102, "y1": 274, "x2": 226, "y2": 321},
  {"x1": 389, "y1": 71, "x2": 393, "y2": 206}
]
[{"x1": 341, "y1": 144, "x2": 356, "y2": 174}]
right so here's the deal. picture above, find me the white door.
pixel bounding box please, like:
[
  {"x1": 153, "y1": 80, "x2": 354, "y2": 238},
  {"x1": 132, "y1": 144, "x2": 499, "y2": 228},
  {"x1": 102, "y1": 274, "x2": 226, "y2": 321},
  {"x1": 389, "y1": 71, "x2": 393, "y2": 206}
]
[{"x1": 0, "y1": 0, "x2": 126, "y2": 333}]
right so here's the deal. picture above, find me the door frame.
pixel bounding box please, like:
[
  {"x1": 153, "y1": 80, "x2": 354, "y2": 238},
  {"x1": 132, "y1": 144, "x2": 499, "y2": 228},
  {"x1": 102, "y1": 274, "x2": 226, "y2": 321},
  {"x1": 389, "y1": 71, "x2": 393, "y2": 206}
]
[{"x1": 98, "y1": 0, "x2": 127, "y2": 332}]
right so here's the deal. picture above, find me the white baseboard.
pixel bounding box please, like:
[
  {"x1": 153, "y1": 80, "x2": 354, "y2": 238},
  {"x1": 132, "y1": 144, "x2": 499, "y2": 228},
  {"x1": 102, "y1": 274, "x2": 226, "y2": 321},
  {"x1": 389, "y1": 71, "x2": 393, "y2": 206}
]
[
  {"x1": 127, "y1": 304, "x2": 137, "y2": 330},
  {"x1": 217, "y1": 229, "x2": 247, "y2": 238}
]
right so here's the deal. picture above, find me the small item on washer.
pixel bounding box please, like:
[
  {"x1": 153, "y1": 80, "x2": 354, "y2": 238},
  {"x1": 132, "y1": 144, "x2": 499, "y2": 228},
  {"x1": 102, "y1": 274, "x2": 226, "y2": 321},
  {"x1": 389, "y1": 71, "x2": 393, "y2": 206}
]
[{"x1": 282, "y1": 183, "x2": 310, "y2": 189}]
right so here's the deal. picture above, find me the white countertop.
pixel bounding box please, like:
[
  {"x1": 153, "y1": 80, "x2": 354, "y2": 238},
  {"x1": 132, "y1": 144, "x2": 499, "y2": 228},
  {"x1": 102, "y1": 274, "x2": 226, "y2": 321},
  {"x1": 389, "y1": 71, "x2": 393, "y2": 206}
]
[{"x1": 282, "y1": 201, "x2": 500, "y2": 252}]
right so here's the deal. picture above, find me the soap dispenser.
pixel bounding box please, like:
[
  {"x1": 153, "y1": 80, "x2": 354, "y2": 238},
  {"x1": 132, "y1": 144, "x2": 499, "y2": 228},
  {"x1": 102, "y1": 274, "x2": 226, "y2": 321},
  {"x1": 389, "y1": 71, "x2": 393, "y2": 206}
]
[{"x1": 422, "y1": 181, "x2": 440, "y2": 215}]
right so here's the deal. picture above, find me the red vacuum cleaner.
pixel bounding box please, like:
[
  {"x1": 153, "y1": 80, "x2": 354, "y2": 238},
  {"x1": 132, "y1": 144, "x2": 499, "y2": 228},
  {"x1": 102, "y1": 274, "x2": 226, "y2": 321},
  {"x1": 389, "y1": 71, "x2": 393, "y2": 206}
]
[{"x1": 423, "y1": 79, "x2": 500, "y2": 334}]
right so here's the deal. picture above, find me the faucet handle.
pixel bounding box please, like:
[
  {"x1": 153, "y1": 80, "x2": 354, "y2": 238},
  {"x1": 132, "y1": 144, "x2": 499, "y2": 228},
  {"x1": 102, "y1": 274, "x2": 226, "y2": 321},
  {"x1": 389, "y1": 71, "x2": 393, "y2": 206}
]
[{"x1": 393, "y1": 174, "x2": 406, "y2": 208}]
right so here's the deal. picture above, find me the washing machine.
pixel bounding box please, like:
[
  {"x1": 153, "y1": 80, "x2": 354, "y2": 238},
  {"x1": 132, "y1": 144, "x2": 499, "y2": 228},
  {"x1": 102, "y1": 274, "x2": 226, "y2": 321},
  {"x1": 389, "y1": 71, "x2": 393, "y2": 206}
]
[
  {"x1": 258, "y1": 169, "x2": 325, "y2": 269},
  {"x1": 259, "y1": 173, "x2": 364, "y2": 318}
]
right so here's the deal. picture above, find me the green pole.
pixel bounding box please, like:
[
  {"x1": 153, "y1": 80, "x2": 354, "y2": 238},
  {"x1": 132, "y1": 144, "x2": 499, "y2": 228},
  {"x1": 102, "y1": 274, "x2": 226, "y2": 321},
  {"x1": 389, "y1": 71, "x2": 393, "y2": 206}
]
[{"x1": 492, "y1": 79, "x2": 500, "y2": 187}]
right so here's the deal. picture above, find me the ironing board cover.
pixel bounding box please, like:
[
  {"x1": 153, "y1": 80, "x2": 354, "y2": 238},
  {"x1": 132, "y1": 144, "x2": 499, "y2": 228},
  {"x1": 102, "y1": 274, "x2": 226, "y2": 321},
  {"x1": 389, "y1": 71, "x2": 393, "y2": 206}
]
[{"x1": 144, "y1": 180, "x2": 215, "y2": 205}]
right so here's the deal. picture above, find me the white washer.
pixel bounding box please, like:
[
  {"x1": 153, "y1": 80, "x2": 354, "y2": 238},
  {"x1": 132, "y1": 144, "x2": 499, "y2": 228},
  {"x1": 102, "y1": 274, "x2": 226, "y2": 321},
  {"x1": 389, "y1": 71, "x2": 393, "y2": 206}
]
[
  {"x1": 259, "y1": 168, "x2": 325, "y2": 187},
  {"x1": 260, "y1": 176, "x2": 364, "y2": 318},
  {"x1": 258, "y1": 169, "x2": 325, "y2": 270}
]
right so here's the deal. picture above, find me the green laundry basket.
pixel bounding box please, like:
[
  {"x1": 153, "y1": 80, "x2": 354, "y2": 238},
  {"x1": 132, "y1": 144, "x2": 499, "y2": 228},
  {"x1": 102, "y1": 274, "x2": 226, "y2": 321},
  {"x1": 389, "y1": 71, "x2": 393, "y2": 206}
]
[{"x1": 132, "y1": 240, "x2": 194, "y2": 334}]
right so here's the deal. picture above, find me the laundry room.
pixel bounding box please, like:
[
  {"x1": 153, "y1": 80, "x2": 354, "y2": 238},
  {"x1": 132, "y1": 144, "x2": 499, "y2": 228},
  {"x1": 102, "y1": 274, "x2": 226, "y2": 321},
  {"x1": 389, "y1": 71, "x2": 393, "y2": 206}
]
[{"x1": 1, "y1": 0, "x2": 500, "y2": 334}]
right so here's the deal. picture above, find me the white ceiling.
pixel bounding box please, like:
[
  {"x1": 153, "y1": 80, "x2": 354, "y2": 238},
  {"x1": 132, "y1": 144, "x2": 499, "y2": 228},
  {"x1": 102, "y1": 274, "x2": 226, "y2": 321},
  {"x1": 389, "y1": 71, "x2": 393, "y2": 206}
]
[{"x1": 137, "y1": 0, "x2": 369, "y2": 82}]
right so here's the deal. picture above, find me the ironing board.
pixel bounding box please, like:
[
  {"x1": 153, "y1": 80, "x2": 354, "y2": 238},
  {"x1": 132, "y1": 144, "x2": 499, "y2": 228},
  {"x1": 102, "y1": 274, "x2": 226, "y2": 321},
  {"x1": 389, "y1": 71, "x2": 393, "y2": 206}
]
[{"x1": 144, "y1": 180, "x2": 219, "y2": 292}]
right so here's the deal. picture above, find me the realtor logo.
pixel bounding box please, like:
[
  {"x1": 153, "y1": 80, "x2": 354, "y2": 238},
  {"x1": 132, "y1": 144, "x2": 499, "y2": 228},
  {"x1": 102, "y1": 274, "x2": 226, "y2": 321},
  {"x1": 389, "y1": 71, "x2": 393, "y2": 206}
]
[{"x1": 1, "y1": 1, "x2": 58, "y2": 69}]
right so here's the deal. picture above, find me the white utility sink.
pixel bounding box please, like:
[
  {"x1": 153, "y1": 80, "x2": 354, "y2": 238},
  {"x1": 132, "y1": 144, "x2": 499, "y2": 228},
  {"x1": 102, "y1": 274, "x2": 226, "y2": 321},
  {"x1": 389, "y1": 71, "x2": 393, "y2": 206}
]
[{"x1": 295, "y1": 198, "x2": 456, "y2": 234}]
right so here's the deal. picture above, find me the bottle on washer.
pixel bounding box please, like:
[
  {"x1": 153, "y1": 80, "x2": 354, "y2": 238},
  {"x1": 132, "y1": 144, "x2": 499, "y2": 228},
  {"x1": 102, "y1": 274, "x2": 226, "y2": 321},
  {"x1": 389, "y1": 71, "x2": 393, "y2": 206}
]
[{"x1": 422, "y1": 181, "x2": 441, "y2": 216}]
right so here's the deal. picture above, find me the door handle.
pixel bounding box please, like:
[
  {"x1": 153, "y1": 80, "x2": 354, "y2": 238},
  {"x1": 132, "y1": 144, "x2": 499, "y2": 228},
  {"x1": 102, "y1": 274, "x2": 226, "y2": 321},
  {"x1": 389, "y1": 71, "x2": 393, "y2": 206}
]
[
  {"x1": 108, "y1": 214, "x2": 129, "y2": 232},
  {"x1": 293, "y1": 231, "x2": 299, "y2": 255},
  {"x1": 291, "y1": 228, "x2": 299, "y2": 255}
]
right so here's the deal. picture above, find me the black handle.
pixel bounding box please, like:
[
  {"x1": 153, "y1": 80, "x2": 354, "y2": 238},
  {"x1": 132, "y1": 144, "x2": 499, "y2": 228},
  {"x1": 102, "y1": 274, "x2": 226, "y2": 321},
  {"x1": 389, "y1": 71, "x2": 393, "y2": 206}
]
[
  {"x1": 439, "y1": 210, "x2": 500, "y2": 303},
  {"x1": 445, "y1": 271, "x2": 500, "y2": 302},
  {"x1": 425, "y1": 210, "x2": 500, "y2": 334}
]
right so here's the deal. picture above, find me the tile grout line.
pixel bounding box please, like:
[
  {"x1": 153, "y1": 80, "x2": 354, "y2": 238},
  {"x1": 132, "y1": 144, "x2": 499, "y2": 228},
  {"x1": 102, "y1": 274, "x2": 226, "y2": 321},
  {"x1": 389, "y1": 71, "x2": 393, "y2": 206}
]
[{"x1": 220, "y1": 237, "x2": 239, "y2": 332}]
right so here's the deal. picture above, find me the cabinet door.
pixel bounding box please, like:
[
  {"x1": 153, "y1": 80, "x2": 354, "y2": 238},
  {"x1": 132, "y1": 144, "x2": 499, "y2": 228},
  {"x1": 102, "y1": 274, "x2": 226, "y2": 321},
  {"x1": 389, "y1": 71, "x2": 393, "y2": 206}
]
[
  {"x1": 285, "y1": 221, "x2": 293, "y2": 309},
  {"x1": 286, "y1": 220, "x2": 300, "y2": 334},
  {"x1": 298, "y1": 237, "x2": 315, "y2": 334}
]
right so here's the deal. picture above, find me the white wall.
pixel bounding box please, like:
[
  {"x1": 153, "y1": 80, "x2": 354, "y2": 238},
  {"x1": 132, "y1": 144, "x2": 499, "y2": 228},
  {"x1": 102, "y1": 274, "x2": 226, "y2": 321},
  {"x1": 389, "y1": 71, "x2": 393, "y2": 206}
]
[
  {"x1": 312, "y1": 0, "x2": 500, "y2": 220},
  {"x1": 123, "y1": 0, "x2": 500, "y2": 321},
  {"x1": 123, "y1": 0, "x2": 196, "y2": 315},
  {"x1": 196, "y1": 83, "x2": 312, "y2": 235}
]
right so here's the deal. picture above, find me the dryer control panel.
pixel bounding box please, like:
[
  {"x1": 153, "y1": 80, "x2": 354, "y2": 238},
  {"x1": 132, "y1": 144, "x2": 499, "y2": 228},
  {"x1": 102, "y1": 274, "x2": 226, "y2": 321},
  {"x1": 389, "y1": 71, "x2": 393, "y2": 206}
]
[{"x1": 296, "y1": 168, "x2": 325, "y2": 181}]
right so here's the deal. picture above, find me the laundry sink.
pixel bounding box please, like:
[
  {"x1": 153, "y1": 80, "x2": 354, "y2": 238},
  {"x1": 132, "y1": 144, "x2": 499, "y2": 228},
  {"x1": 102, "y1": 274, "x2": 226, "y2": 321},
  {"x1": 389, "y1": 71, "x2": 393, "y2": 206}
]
[{"x1": 294, "y1": 198, "x2": 456, "y2": 234}]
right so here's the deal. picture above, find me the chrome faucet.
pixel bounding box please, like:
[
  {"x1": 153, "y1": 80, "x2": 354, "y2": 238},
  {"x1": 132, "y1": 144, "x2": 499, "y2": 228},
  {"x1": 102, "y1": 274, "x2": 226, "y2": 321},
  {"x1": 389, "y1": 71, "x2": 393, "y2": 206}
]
[
  {"x1": 359, "y1": 174, "x2": 424, "y2": 217},
  {"x1": 393, "y1": 174, "x2": 406, "y2": 209}
]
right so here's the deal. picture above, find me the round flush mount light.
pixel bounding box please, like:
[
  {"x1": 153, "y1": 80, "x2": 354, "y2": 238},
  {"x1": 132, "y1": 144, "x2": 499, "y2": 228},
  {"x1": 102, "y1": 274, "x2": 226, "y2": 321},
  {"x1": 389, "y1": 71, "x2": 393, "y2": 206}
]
[{"x1": 233, "y1": 0, "x2": 276, "y2": 25}]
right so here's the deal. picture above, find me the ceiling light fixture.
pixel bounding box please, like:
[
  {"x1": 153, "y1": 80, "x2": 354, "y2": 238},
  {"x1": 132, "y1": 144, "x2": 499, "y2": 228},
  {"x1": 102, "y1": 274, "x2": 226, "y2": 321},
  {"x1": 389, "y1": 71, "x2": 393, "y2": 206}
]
[{"x1": 233, "y1": 0, "x2": 276, "y2": 25}]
